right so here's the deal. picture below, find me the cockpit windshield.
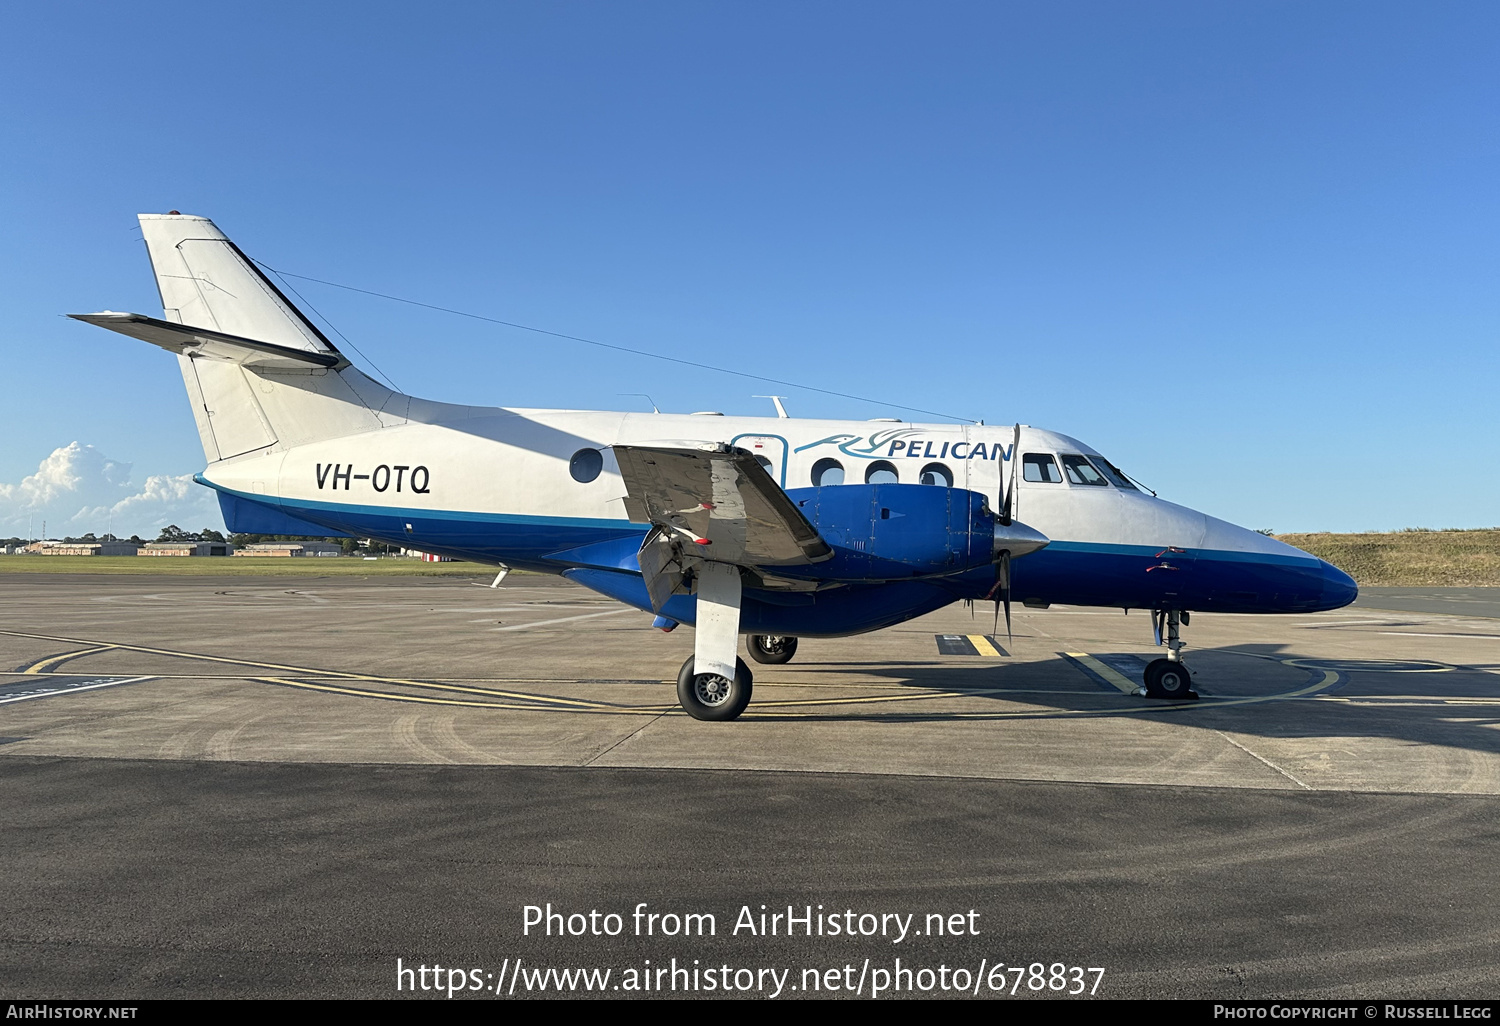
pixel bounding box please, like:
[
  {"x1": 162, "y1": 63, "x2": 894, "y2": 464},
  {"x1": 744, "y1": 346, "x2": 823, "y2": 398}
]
[
  {"x1": 1060, "y1": 454, "x2": 1109, "y2": 486},
  {"x1": 1088, "y1": 455, "x2": 1138, "y2": 491}
]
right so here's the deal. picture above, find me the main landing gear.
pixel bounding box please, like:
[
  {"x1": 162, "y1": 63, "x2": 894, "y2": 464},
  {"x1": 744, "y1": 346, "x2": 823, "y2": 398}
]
[
  {"x1": 1142, "y1": 608, "x2": 1197, "y2": 700},
  {"x1": 677, "y1": 655, "x2": 754, "y2": 721},
  {"x1": 675, "y1": 637, "x2": 793, "y2": 722},
  {"x1": 746, "y1": 635, "x2": 798, "y2": 664}
]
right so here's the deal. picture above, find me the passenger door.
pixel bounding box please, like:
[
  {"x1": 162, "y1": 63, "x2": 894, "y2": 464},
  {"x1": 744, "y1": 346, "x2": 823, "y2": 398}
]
[{"x1": 731, "y1": 434, "x2": 790, "y2": 489}]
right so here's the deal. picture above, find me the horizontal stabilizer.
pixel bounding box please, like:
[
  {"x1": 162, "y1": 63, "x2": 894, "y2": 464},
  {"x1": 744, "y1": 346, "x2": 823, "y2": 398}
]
[
  {"x1": 136, "y1": 211, "x2": 339, "y2": 356},
  {"x1": 69, "y1": 312, "x2": 342, "y2": 369}
]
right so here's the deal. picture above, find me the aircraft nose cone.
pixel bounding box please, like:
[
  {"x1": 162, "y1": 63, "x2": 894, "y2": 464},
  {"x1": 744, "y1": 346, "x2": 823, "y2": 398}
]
[
  {"x1": 994, "y1": 520, "x2": 1049, "y2": 559},
  {"x1": 1319, "y1": 559, "x2": 1358, "y2": 610}
]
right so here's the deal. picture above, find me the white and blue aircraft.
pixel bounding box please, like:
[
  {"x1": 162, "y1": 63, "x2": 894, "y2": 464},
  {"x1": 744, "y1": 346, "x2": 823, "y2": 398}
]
[{"x1": 73, "y1": 213, "x2": 1357, "y2": 720}]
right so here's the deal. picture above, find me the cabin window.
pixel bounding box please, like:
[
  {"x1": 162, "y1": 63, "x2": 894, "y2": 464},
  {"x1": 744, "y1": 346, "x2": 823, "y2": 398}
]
[
  {"x1": 811, "y1": 458, "x2": 844, "y2": 486},
  {"x1": 569, "y1": 448, "x2": 603, "y2": 483},
  {"x1": 1089, "y1": 455, "x2": 1138, "y2": 491},
  {"x1": 753, "y1": 455, "x2": 773, "y2": 471},
  {"x1": 1061, "y1": 454, "x2": 1109, "y2": 486},
  {"x1": 1022, "y1": 453, "x2": 1062, "y2": 483},
  {"x1": 865, "y1": 460, "x2": 899, "y2": 485},
  {"x1": 919, "y1": 463, "x2": 953, "y2": 487}
]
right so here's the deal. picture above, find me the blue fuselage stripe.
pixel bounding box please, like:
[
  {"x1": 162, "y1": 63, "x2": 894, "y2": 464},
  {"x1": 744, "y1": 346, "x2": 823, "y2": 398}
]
[{"x1": 204, "y1": 482, "x2": 1351, "y2": 629}]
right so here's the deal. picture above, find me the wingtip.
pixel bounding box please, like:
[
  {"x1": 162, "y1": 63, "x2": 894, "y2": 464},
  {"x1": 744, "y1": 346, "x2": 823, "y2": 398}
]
[{"x1": 67, "y1": 311, "x2": 139, "y2": 324}]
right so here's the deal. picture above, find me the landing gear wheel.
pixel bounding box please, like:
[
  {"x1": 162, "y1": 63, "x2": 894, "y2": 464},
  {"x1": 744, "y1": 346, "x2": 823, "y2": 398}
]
[
  {"x1": 677, "y1": 656, "x2": 754, "y2": 721},
  {"x1": 746, "y1": 635, "x2": 798, "y2": 664},
  {"x1": 1143, "y1": 658, "x2": 1196, "y2": 700}
]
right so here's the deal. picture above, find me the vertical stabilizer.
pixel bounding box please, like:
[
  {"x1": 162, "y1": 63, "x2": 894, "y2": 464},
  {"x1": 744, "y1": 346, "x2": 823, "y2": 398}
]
[{"x1": 131, "y1": 213, "x2": 400, "y2": 464}]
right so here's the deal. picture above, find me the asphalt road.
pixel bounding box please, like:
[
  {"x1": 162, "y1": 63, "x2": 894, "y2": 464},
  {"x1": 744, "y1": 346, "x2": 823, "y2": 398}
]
[{"x1": 3, "y1": 756, "x2": 1497, "y2": 1000}]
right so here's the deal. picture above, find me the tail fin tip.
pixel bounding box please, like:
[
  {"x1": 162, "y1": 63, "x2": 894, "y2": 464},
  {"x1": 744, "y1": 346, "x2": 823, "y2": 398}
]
[{"x1": 137, "y1": 213, "x2": 337, "y2": 357}]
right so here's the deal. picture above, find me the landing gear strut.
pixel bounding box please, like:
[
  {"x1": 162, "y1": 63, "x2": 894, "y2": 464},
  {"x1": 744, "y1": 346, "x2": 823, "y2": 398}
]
[
  {"x1": 1143, "y1": 608, "x2": 1196, "y2": 700},
  {"x1": 746, "y1": 635, "x2": 798, "y2": 664}
]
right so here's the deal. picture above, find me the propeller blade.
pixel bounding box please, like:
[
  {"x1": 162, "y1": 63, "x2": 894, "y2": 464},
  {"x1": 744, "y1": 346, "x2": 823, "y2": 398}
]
[
  {"x1": 986, "y1": 550, "x2": 1013, "y2": 641},
  {"x1": 1000, "y1": 550, "x2": 1012, "y2": 644}
]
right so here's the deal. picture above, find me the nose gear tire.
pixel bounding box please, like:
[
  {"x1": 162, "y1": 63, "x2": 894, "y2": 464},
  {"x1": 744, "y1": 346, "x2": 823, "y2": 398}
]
[{"x1": 1143, "y1": 658, "x2": 1195, "y2": 699}]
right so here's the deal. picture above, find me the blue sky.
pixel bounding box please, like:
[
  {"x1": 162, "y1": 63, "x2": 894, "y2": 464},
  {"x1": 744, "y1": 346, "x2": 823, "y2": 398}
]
[{"x1": 2, "y1": 1, "x2": 1496, "y2": 535}]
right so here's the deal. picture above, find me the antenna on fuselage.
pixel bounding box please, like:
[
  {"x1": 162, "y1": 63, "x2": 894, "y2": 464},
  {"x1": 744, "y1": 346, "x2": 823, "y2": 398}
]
[
  {"x1": 620, "y1": 393, "x2": 661, "y2": 413},
  {"x1": 752, "y1": 395, "x2": 790, "y2": 418}
]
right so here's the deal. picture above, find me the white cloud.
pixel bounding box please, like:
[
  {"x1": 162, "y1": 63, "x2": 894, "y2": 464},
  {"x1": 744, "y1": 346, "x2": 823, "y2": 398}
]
[{"x1": 0, "y1": 443, "x2": 224, "y2": 539}]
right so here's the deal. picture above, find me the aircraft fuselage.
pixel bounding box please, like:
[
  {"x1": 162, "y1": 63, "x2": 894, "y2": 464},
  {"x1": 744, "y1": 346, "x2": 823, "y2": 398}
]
[{"x1": 200, "y1": 404, "x2": 1356, "y2": 636}]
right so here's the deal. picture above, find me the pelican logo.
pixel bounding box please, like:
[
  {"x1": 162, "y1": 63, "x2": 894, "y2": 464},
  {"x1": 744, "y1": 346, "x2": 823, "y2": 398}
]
[{"x1": 794, "y1": 430, "x2": 1012, "y2": 462}]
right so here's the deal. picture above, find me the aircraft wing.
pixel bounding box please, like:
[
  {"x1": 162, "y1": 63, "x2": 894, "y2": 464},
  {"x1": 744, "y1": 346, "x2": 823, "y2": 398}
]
[
  {"x1": 614, "y1": 444, "x2": 831, "y2": 569},
  {"x1": 69, "y1": 312, "x2": 344, "y2": 369}
]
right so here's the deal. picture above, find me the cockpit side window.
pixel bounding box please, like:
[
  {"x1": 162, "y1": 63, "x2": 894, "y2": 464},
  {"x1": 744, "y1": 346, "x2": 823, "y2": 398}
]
[
  {"x1": 1061, "y1": 454, "x2": 1109, "y2": 486},
  {"x1": 1022, "y1": 453, "x2": 1062, "y2": 483},
  {"x1": 1089, "y1": 455, "x2": 1138, "y2": 491}
]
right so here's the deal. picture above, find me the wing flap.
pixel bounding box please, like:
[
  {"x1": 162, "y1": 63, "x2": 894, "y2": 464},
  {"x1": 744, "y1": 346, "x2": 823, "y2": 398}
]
[
  {"x1": 69, "y1": 312, "x2": 343, "y2": 369},
  {"x1": 613, "y1": 444, "x2": 830, "y2": 567}
]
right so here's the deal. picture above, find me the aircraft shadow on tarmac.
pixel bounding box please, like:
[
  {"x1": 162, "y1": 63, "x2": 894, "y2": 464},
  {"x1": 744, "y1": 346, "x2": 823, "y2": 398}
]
[
  {"x1": 7, "y1": 619, "x2": 1500, "y2": 763},
  {"x1": 747, "y1": 640, "x2": 1500, "y2": 757}
]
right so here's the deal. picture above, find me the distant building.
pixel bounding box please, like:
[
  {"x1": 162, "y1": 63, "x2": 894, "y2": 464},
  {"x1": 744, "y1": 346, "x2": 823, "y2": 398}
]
[
  {"x1": 235, "y1": 544, "x2": 304, "y2": 557},
  {"x1": 141, "y1": 541, "x2": 234, "y2": 557},
  {"x1": 402, "y1": 548, "x2": 455, "y2": 562},
  {"x1": 299, "y1": 541, "x2": 343, "y2": 556},
  {"x1": 27, "y1": 541, "x2": 140, "y2": 556},
  {"x1": 234, "y1": 542, "x2": 343, "y2": 557}
]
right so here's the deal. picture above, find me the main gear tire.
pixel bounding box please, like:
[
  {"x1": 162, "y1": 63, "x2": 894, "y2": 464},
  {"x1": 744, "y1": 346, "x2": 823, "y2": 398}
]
[
  {"x1": 677, "y1": 656, "x2": 754, "y2": 721},
  {"x1": 746, "y1": 635, "x2": 798, "y2": 664}
]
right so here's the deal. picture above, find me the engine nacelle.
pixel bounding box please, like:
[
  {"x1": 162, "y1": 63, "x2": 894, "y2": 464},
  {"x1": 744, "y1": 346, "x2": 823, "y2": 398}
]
[{"x1": 782, "y1": 484, "x2": 999, "y2": 581}]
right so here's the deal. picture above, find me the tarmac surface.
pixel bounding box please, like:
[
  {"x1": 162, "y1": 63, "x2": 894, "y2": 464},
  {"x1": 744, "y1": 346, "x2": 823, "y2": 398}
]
[
  {"x1": 1357, "y1": 586, "x2": 1500, "y2": 620},
  {"x1": 3, "y1": 572, "x2": 1499, "y2": 999}
]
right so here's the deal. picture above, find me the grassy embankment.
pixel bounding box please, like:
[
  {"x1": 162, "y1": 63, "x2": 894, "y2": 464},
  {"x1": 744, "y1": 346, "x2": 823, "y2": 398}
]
[
  {"x1": 0, "y1": 556, "x2": 498, "y2": 577},
  {"x1": 1276, "y1": 529, "x2": 1500, "y2": 587}
]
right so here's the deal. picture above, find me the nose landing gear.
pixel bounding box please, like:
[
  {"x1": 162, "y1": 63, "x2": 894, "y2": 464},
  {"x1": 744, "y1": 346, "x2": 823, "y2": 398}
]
[{"x1": 1142, "y1": 608, "x2": 1197, "y2": 700}]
